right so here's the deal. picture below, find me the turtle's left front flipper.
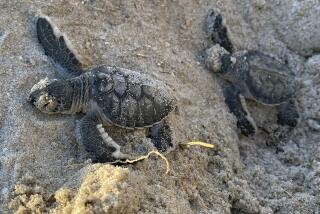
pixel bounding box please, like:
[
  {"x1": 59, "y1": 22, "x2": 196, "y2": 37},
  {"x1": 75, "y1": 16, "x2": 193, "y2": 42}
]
[
  {"x1": 37, "y1": 17, "x2": 84, "y2": 78},
  {"x1": 76, "y1": 111, "x2": 132, "y2": 163},
  {"x1": 223, "y1": 85, "x2": 257, "y2": 136}
]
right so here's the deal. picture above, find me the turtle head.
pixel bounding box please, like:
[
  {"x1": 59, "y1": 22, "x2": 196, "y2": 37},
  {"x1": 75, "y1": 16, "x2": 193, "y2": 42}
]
[
  {"x1": 28, "y1": 78, "x2": 73, "y2": 114},
  {"x1": 204, "y1": 44, "x2": 232, "y2": 74}
]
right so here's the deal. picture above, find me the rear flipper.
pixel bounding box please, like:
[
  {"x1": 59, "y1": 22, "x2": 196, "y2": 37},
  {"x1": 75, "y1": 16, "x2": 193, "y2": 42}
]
[
  {"x1": 277, "y1": 100, "x2": 299, "y2": 127},
  {"x1": 148, "y1": 121, "x2": 173, "y2": 153},
  {"x1": 223, "y1": 85, "x2": 257, "y2": 136},
  {"x1": 37, "y1": 17, "x2": 84, "y2": 78},
  {"x1": 206, "y1": 9, "x2": 233, "y2": 53},
  {"x1": 76, "y1": 111, "x2": 132, "y2": 163}
]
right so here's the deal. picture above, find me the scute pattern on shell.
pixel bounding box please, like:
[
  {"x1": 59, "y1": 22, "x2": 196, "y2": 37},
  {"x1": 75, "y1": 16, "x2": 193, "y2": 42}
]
[
  {"x1": 245, "y1": 51, "x2": 297, "y2": 105},
  {"x1": 92, "y1": 66, "x2": 175, "y2": 128}
]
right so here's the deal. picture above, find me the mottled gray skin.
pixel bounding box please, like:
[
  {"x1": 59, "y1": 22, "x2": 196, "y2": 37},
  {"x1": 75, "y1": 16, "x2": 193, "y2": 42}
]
[
  {"x1": 29, "y1": 17, "x2": 176, "y2": 162},
  {"x1": 204, "y1": 9, "x2": 300, "y2": 136}
]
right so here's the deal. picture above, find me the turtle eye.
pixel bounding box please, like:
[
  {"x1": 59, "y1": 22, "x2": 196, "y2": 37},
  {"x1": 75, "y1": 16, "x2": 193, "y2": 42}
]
[
  {"x1": 53, "y1": 106, "x2": 59, "y2": 112},
  {"x1": 43, "y1": 99, "x2": 58, "y2": 111}
]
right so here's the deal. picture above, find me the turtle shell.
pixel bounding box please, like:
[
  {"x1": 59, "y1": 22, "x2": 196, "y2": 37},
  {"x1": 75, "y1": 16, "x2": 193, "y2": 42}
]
[
  {"x1": 244, "y1": 51, "x2": 297, "y2": 105},
  {"x1": 90, "y1": 66, "x2": 176, "y2": 128}
]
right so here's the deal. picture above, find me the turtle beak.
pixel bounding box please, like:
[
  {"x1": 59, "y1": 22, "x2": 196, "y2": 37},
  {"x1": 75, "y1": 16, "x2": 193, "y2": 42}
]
[
  {"x1": 28, "y1": 77, "x2": 51, "y2": 105},
  {"x1": 28, "y1": 93, "x2": 36, "y2": 105},
  {"x1": 28, "y1": 90, "x2": 40, "y2": 106}
]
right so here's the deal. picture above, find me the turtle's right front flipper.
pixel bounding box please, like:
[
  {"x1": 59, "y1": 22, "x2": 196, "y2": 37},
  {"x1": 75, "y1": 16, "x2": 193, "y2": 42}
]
[
  {"x1": 206, "y1": 9, "x2": 233, "y2": 53},
  {"x1": 223, "y1": 85, "x2": 257, "y2": 136},
  {"x1": 76, "y1": 111, "x2": 132, "y2": 163},
  {"x1": 37, "y1": 17, "x2": 84, "y2": 78}
]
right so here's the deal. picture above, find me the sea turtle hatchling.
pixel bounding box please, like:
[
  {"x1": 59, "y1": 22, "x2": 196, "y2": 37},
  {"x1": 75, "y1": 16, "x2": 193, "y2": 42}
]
[
  {"x1": 28, "y1": 17, "x2": 176, "y2": 162},
  {"x1": 203, "y1": 9, "x2": 300, "y2": 136}
]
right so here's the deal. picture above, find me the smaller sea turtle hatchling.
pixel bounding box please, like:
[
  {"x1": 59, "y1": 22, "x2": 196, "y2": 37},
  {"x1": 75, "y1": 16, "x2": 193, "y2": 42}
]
[
  {"x1": 28, "y1": 17, "x2": 176, "y2": 162},
  {"x1": 203, "y1": 9, "x2": 300, "y2": 136}
]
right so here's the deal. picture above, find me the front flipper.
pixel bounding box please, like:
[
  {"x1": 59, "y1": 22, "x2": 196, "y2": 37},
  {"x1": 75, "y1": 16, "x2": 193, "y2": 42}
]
[
  {"x1": 148, "y1": 120, "x2": 173, "y2": 153},
  {"x1": 277, "y1": 99, "x2": 299, "y2": 127},
  {"x1": 206, "y1": 9, "x2": 233, "y2": 53},
  {"x1": 37, "y1": 17, "x2": 84, "y2": 78},
  {"x1": 76, "y1": 111, "x2": 132, "y2": 163},
  {"x1": 223, "y1": 85, "x2": 257, "y2": 136}
]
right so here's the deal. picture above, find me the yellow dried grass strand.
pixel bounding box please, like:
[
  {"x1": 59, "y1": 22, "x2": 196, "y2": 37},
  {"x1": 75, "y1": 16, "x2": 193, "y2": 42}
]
[
  {"x1": 182, "y1": 141, "x2": 214, "y2": 149},
  {"x1": 109, "y1": 150, "x2": 170, "y2": 174}
]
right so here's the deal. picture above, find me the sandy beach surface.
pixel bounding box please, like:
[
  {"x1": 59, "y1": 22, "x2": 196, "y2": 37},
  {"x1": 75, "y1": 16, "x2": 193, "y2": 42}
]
[{"x1": 0, "y1": 0, "x2": 319, "y2": 213}]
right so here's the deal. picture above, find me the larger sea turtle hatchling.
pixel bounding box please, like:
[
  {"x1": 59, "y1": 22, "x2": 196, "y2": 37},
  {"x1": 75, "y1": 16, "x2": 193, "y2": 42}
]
[
  {"x1": 203, "y1": 9, "x2": 300, "y2": 136},
  {"x1": 28, "y1": 17, "x2": 177, "y2": 162}
]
